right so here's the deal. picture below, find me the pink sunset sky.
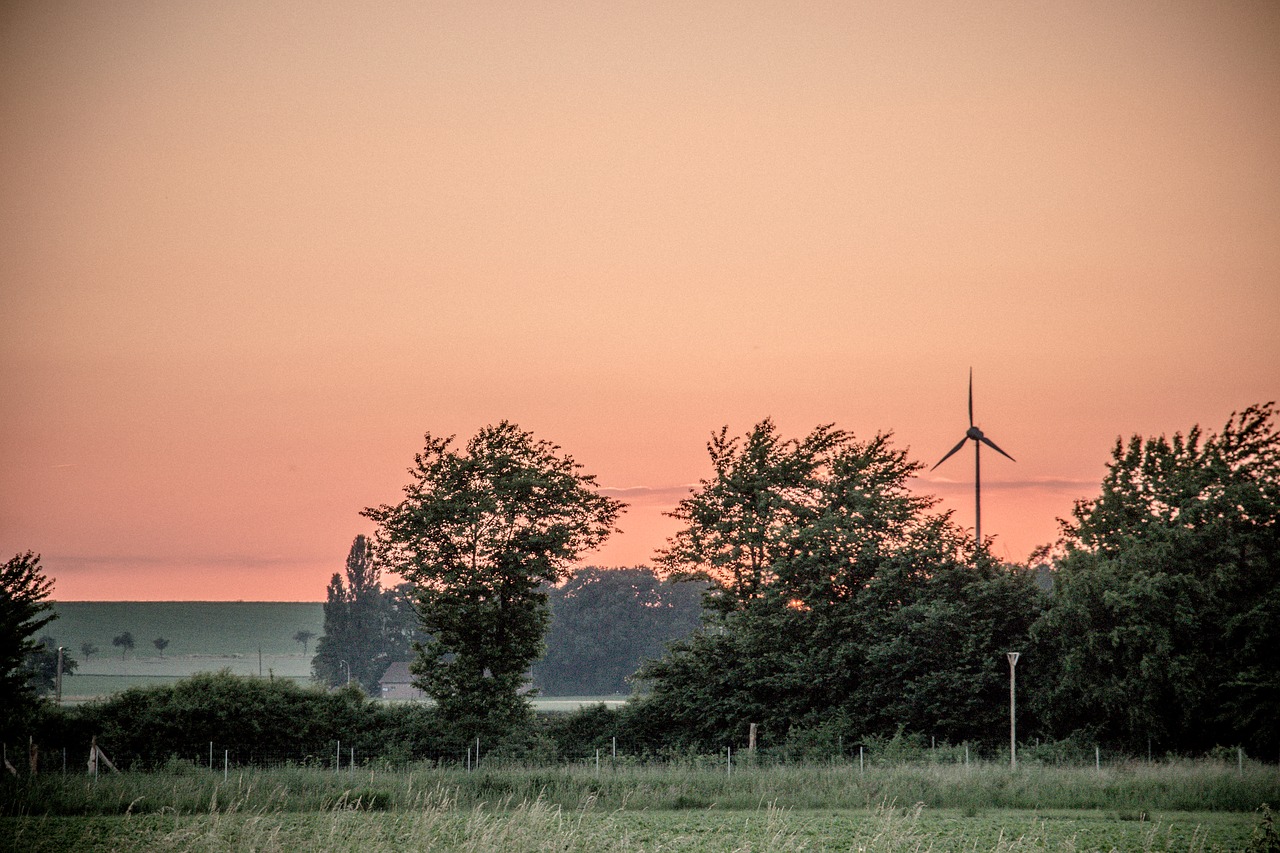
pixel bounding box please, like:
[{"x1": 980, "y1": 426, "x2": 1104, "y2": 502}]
[{"x1": 2, "y1": 2, "x2": 1277, "y2": 601}]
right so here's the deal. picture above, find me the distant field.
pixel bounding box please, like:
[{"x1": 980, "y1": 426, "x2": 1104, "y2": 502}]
[
  {"x1": 44, "y1": 602, "x2": 624, "y2": 707},
  {"x1": 47, "y1": 601, "x2": 324, "y2": 658}
]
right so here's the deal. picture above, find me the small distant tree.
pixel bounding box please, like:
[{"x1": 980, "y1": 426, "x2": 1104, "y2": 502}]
[
  {"x1": 81, "y1": 641, "x2": 99, "y2": 661},
  {"x1": 112, "y1": 631, "x2": 135, "y2": 660},
  {"x1": 1, "y1": 551, "x2": 57, "y2": 734},
  {"x1": 293, "y1": 630, "x2": 316, "y2": 656},
  {"x1": 152, "y1": 637, "x2": 169, "y2": 658}
]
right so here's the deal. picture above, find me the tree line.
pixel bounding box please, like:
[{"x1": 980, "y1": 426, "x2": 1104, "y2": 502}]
[{"x1": 4, "y1": 404, "x2": 1277, "y2": 759}]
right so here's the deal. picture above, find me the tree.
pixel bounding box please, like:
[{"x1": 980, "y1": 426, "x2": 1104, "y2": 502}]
[
  {"x1": 633, "y1": 420, "x2": 1041, "y2": 750},
  {"x1": 293, "y1": 630, "x2": 316, "y2": 656},
  {"x1": 364, "y1": 422, "x2": 624, "y2": 740},
  {"x1": 153, "y1": 637, "x2": 169, "y2": 658},
  {"x1": 1, "y1": 551, "x2": 57, "y2": 733},
  {"x1": 1030, "y1": 403, "x2": 1280, "y2": 755},
  {"x1": 112, "y1": 631, "x2": 135, "y2": 660},
  {"x1": 313, "y1": 536, "x2": 424, "y2": 693},
  {"x1": 534, "y1": 566, "x2": 704, "y2": 696},
  {"x1": 22, "y1": 635, "x2": 77, "y2": 695},
  {"x1": 81, "y1": 641, "x2": 99, "y2": 661}
]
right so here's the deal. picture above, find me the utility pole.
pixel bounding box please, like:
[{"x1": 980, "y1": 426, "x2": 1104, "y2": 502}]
[{"x1": 1007, "y1": 652, "x2": 1020, "y2": 770}]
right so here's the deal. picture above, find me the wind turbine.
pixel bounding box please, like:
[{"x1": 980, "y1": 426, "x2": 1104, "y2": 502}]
[{"x1": 932, "y1": 369, "x2": 1015, "y2": 550}]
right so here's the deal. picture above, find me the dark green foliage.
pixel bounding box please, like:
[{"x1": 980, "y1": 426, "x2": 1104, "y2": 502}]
[
  {"x1": 1030, "y1": 403, "x2": 1280, "y2": 755},
  {"x1": 1248, "y1": 804, "x2": 1279, "y2": 853},
  {"x1": 313, "y1": 535, "x2": 422, "y2": 693},
  {"x1": 1, "y1": 551, "x2": 57, "y2": 736},
  {"x1": 22, "y1": 634, "x2": 78, "y2": 695},
  {"x1": 364, "y1": 422, "x2": 624, "y2": 741},
  {"x1": 634, "y1": 420, "x2": 1043, "y2": 751},
  {"x1": 111, "y1": 632, "x2": 135, "y2": 659},
  {"x1": 70, "y1": 671, "x2": 394, "y2": 768},
  {"x1": 534, "y1": 567, "x2": 703, "y2": 696}
]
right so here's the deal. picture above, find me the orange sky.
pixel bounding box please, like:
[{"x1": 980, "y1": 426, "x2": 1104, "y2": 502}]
[{"x1": 2, "y1": 1, "x2": 1277, "y2": 601}]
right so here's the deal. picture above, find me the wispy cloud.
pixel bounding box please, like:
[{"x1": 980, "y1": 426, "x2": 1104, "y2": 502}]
[
  {"x1": 913, "y1": 476, "x2": 1098, "y2": 493},
  {"x1": 599, "y1": 485, "x2": 695, "y2": 503}
]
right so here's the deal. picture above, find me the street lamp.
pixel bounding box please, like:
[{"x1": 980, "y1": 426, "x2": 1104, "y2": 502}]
[
  {"x1": 1006, "y1": 652, "x2": 1020, "y2": 770},
  {"x1": 339, "y1": 660, "x2": 350, "y2": 687}
]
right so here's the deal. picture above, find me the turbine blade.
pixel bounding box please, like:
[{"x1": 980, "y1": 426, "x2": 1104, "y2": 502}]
[
  {"x1": 932, "y1": 436, "x2": 969, "y2": 470},
  {"x1": 968, "y1": 368, "x2": 974, "y2": 427},
  {"x1": 980, "y1": 434, "x2": 1015, "y2": 462}
]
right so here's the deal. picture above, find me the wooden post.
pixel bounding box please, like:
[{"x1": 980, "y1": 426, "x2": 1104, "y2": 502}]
[
  {"x1": 748, "y1": 723, "x2": 757, "y2": 753},
  {"x1": 88, "y1": 736, "x2": 98, "y2": 777},
  {"x1": 29, "y1": 737, "x2": 38, "y2": 776},
  {"x1": 1007, "y1": 652, "x2": 1020, "y2": 770}
]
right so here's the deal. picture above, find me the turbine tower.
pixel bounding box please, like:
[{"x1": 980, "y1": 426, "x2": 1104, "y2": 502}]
[{"x1": 932, "y1": 369, "x2": 1015, "y2": 550}]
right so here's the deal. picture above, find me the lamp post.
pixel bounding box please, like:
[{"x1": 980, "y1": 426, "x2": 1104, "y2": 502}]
[
  {"x1": 1006, "y1": 652, "x2": 1020, "y2": 770},
  {"x1": 339, "y1": 660, "x2": 350, "y2": 687}
]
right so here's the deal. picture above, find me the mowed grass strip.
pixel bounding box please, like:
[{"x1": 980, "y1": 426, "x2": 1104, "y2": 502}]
[{"x1": 1, "y1": 804, "x2": 1256, "y2": 852}]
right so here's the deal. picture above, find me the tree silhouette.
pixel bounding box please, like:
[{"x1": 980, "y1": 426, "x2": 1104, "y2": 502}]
[
  {"x1": 293, "y1": 630, "x2": 316, "y2": 656},
  {"x1": 365, "y1": 422, "x2": 624, "y2": 740},
  {"x1": 112, "y1": 632, "x2": 135, "y2": 660},
  {"x1": 2, "y1": 551, "x2": 56, "y2": 732},
  {"x1": 152, "y1": 637, "x2": 169, "y2": 658},
  {"x1": 80, "y1": 641, "x2": 98, "y2": 661}
]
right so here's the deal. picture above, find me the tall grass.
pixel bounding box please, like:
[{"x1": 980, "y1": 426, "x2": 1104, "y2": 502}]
[{"x1": 4, "y1": 758, "x2": 1277, "y2": 817}]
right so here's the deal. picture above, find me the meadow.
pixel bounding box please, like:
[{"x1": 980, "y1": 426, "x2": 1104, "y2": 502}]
[{"x1": 2, "y1": 761, "x2": 1276, "y2": 852}]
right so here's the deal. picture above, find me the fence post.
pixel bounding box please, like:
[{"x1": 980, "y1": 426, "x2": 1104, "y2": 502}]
[
  {"x1": 1095, "y1": 745, "x2": 1100, "y2": 772},
  {"x1": 336, "y1": 740, "x2": 341, "y2": 774},
  {"x1": 727, "y1": 747, "x2": 732, "y2": 777},
  {"x1": 859, "y1": 745, "x2": 864, "y2": 774},
  {"x1": 223, "y1": 750, "x2": 228, "y2": 782}
]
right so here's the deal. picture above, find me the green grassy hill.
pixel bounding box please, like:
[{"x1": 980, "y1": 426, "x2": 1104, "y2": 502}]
[{"x1": 47, "y1": 602, "x2": 323, "y2": 658}]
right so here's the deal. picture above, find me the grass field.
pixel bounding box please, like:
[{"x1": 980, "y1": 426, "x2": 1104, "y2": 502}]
[
  {"x1": 46, "y1": 601, "x2": 628, "y2": 707},
  {"x1": 48, "y1": 602, "x2": 325, "y2": 659},
  {"x1": 3, "y1": 763, "x2": 1273, "y2": 852}
]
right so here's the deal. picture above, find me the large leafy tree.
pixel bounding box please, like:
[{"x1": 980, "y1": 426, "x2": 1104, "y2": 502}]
[
  {"x1": 1030, "y1": 403, "x2": 1279, "y2": 755},
  {"x1": 636, "y1": 420, "x2": 1040, "y2": 750},
  {"x1": 364, "y1": 422, "x2": 624, "y2": 738},
  {"x1": 313, "y1": 535, "x2": 421, "y2": 692},
  {"x1": 1, "y1": 551, "x2": 57, "y2": 735},
  {"x1": 534, "y1": 566, "x2": 703, "y2": 696}
]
